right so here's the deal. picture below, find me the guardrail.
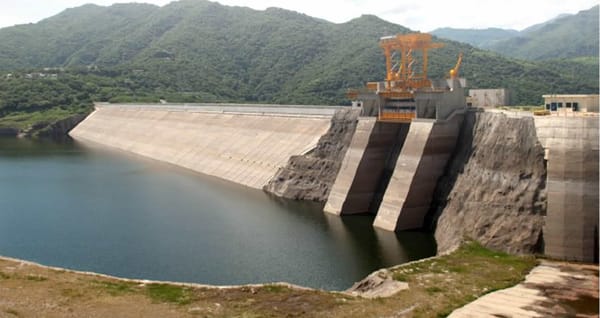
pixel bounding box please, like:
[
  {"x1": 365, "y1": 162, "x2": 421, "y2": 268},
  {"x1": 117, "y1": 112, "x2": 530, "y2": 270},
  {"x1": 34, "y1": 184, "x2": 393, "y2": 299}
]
[{"x1": 94, "y1": 102, "x2": 346, "y2": 117}]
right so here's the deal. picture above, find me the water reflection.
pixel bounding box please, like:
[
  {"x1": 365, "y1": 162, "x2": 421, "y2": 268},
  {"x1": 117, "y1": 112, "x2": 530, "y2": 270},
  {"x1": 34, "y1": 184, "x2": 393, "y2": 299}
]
[{"x1": 0, "y1": 137, "x2": 435, "y2": 290}]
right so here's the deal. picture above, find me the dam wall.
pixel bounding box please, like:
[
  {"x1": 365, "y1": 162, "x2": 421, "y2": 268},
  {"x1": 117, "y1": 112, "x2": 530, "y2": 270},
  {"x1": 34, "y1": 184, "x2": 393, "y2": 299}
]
[
  {"x1": 263, "y1": 108, "x2": 361, "y2": 201},
  {"x1": 373, "y1": 113, "x2": 464, "y2": 231},
  {"x1": 324, "y1": 120, "x2": 410, "y2": 215},
  {"x1": 70, "y1": 104, "x2": 336, "y2": 189},
  {"x1": 534, "y1": 115, "x2": 599, "y2": 262},
  {"x1": 324, "y1": 110, "x2": 463, "y2": 232}
]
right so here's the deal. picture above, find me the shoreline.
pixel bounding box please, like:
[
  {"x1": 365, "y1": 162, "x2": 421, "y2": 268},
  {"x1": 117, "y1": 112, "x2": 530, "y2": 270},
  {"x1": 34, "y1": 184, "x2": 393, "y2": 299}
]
[{"x1": 3, "y1": 242, "x2": 595, "y2": 317}]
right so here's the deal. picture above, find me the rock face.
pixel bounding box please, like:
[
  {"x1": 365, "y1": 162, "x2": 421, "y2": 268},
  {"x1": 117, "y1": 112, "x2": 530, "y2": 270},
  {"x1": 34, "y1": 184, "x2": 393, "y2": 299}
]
[
  {"x1": 432, "y1": 111, "x2": 546, "y2": 254},
  {"x1": 10, "y1": 113, "x2": 89, "y2": 138},
  {"x1": 263, "y1": 108, "x2": 360, "y2": 201},
  {"x1": 34, "y1": 113, "x2": 88, "y2": 138}
]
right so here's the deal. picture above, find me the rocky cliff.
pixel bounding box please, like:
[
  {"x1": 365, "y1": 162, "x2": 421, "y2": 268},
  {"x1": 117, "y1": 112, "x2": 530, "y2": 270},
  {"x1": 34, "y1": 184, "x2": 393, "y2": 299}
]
[
  {"x1": 263, "y1": 108, "x2": 360, "y2": 201},
  {"x1": 33, "y1": 113, "x2": 88, "y2": 138},
  {"x1": 8, "y1": 113, "x2": 89, "y2": 138},
  {"x1": 432, "y1": 111, "x2": 547, "y2": 254}
]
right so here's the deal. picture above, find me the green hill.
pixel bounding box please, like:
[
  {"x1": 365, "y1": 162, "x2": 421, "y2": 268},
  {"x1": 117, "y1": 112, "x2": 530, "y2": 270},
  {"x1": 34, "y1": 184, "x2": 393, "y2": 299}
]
[
  {"x1": 487, "y1": 6, "x2": 599, "y2": 60},
  {"x1": 0, "y1": 0, "x2": 598, "y2": 133},
  {"x1": 431, "y1": 27, "x2": 519, "y2": 48}
]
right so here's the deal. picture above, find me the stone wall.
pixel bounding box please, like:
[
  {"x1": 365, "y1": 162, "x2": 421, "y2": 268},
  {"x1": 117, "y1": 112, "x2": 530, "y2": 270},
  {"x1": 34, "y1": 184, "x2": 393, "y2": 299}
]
[{"x1": 433, "y1": 111, "x2": 547, "y2": 254}]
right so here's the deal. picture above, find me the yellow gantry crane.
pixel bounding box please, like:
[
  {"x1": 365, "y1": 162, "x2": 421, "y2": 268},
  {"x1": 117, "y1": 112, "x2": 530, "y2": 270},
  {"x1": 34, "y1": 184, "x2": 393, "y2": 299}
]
[
  {"x1": 372, "y1": 33, "x2": 444, "y2": 122},
  {"x1": 348, "y1": 33, "x2": 465, "y2": 123},
  {"x1": 449, "y1": 52, "x2": 463, "y2": 79},
  {"x1": 376, "y1": 33, "x2": 444, "y2": 99}
]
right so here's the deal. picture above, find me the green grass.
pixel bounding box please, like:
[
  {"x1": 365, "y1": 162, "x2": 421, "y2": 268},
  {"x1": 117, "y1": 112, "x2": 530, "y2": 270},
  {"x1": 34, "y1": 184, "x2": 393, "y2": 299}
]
[
  {"x1": 25, "y1": 275, "x2": 47, "y2": 282},
  {"x1": 93, "y1": 280, "x2": 136, "y2": 296},
  {"x1": 262, "y1": 284, "x2": 289, "y2": 293},
  {"x1": 389, "y1": 241, "x2": 537, "y2": 317},
  {"x1": 3, "y1": 308, "x2": 21, "y2": 317},
  {"x1": 146, "y1": 284, "x2": 193, "y2": 305},
  {"x1": 0, "y1": 108, "x2": 82, "y2": 130}
]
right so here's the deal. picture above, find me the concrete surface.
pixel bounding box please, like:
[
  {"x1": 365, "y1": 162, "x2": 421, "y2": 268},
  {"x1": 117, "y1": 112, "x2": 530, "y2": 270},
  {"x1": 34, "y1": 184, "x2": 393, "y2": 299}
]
[
  {"x1": 264, "y1": 108, "x2": 360, "y2": 201},
  {"x1": 534, "y1": 116, "x2": 599, "y2": 262},
  {"x1": 448, "y1": 260, "x2": 599, "y2": 318},
  {"x1": 374, "y1": 114, "x2": 463, "y2": 231},
  {"x1": 70, "y1": 104, "x2": 333, "y2": 189},
  {"x1": 324, "y1": 120, "x2": 409, "y2": 215},
  {"x1": 324, "y1": 118, "x2": 377, "y2": 214}
]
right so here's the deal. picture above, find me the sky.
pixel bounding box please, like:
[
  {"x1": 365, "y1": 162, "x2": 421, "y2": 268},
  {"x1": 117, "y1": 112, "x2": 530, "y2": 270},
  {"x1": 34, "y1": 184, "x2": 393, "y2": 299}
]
[{"x1": 0, "y1": 0, "x2": 597, "y2": 31}]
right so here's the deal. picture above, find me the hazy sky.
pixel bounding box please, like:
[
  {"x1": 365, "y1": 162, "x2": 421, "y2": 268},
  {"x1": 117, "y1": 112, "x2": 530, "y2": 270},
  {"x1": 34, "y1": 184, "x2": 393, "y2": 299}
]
[{"x1": 0, "y1": 0, "x2": 597, "y2": 31}]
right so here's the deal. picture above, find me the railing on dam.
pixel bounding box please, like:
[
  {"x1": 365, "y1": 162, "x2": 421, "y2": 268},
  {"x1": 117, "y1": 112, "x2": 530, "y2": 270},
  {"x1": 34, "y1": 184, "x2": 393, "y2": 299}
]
[{"x1": 95, "y1": 102, "x2": 346, "y2": 118}]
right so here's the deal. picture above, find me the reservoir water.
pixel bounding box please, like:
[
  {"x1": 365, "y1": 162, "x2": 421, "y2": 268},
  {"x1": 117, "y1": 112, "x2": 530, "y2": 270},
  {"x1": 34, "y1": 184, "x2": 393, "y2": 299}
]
[{"x1": 0, "y1": 137, "x2": 435, "y2": 290}]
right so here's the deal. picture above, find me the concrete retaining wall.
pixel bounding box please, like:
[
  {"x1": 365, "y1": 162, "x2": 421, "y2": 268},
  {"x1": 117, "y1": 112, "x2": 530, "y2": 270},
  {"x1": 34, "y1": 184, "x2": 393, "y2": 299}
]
[
  {"x1": 534, "y1": 116, "x2": 599, "y2": 262},
  {"x1": 324, "y1": 120, "x2": 409, "y2": 215},
  {"x1": 374, "y1": 114, "x2": 464, "y2": 231},
  {"x1": 69, "y1": 104, "x2": 333, "y2": 189}
]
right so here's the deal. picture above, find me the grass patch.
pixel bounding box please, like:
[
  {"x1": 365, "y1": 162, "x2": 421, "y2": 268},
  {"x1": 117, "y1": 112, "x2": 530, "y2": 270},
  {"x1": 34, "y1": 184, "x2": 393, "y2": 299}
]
[
  {"x1": 61, "y1": 288, "x2": 84, "y2": 299},
  {"x1": 262, "y1": 284, "x2": 288, "y2": 293},
  {"x1": 388, "y1": 241, "x2": 537, "y2": 317},
  {"x1": 0, "y1": 108, "x2": 88, "y2": 131},
  {"x1": 0, "y1": 271, "x2": 10, "y2": 279},
  {"x1": 93, "y1": 280, "x2": 136, "y2": 296},
  {"x1": 25, "y1": 275, "x2": 47, "y2": 282},
  {"x1": 146, "y1": 284, "x2": 193, "y2": 305},
  {"x1": 425, "y1": 286, "x2": 443, "y2": 294},
  {"x1": 3, "y1": 308, "x2": 21, "y2": 317},
  {"x1": 392, "y1": 273, "x2": 409, "y2": 282}
]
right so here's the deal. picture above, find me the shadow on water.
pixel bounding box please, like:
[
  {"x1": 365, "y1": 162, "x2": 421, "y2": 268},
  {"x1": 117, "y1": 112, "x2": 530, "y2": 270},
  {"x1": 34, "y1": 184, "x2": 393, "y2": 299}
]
[
  {"x1": 0, "y1": 136, "x2": 81, "y2": 157},
  {"x1": 267, "y1": 194, "x2": 436, "y2": 271},
  {"x1": 0, "y1": 136, "x2": 436, "y2": 290}
]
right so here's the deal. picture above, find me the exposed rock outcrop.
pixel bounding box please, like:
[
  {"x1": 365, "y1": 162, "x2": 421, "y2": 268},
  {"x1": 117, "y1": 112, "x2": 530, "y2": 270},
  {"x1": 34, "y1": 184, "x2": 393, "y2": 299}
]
[
  {"x1": 346, "y1": 268, "x2": 408, "y2": 298},
  {"x1": 10, "y1": 113, "x2": 89, "y2": 138},
  {"x1": 263, "y1": 108, "x2": 360, "y2": 201},
  {"x1": 432, "y1": 110, "x2": 546, "y2": 254},
  {"x1": 34, "y1": 113, "x2": 88, "y2": 138}
]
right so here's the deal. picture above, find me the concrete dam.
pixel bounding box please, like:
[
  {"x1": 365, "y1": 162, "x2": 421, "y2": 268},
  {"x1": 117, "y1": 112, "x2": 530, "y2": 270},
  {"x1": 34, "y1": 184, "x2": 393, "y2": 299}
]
[
  {"x1": 69, "y1": 103, "x2": 598, "y2": 263},
  {"x1": 70, "y1": 103, "x2": 339, "y2": 189}
]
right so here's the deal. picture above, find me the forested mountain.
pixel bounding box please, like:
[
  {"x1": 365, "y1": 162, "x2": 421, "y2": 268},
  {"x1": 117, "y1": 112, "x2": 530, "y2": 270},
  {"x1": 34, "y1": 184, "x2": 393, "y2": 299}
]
[
  {"x1": 0, "y1": 0, "x2": 598, "y2": 132},
  {"x1": 432, "y1": 6, "x2": 599, "y2": 61},
  {"x1": 488, "y1": 6, "x2": 598, "y2": 60},
  {"x1": 431, "y1": 28, "x2": 519, "y2": 48}
]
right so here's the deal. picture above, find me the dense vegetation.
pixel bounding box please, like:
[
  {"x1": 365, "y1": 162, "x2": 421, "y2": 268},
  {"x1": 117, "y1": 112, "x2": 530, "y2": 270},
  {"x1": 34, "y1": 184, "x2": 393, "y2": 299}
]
[
  {"x1": 431, "y1": 27, "x2": 519, "y2": 48},
  {"x1": 488, "y1": 6, "x2": 599, "y2": 60},
  {"x1": 0, "y1": 0, "x2": 598, "y2": 132},
  {"x1": 432, "y1": 6, "x2": 599, "y2": 60}
]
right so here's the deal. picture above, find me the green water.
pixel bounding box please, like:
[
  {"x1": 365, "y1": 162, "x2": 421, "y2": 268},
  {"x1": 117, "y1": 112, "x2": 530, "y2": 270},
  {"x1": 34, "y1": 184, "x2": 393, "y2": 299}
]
[{"x1": 0, "y1": 137, "x2": 435, "y2": 290}]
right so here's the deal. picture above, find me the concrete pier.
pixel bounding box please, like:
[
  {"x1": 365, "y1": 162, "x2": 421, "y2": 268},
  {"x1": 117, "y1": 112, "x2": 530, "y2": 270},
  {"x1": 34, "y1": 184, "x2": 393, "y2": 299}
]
[
  {"x1": 373, "y1": 114, "x2": 463, "y2": 231},
  {"x1": 70, "y1": 103, "x2": 336, "y2": 189},
  {"x1": 324, "y1": 119, "x2": 409, "y2": 215},
  {"x1": 534, "y1": 116, "x2": 599, "y2": 262}
]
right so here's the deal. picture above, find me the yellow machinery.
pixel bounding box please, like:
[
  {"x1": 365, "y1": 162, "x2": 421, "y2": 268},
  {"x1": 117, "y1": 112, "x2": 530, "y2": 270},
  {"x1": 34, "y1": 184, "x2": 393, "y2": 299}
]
[
  {"x1": 375, "y1": 33, "x2": 444, "y2": 98},
  {"x1": 348, "y1": 33, "x2": 464, "y2": 123},
  {"x1": 449, "y1": 52, "x2": 463, "y2": 79},
  {"x1": 362, "y1": 33, "x2": 445, "y2": 122}
]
